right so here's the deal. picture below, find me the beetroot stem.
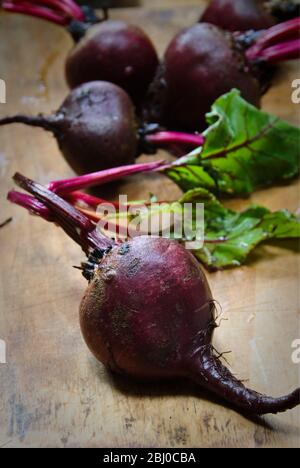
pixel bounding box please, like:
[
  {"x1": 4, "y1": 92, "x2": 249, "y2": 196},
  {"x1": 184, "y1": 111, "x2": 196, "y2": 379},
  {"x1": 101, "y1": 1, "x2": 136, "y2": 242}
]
[
  {"x1": 65, "y1": 191, "x2": 120, "y2": 210},
  {"x1": 48, "y1": 161, "x2": 165, "y2": 195},
  {"x1": 7, "y1": 190, "x2": 53, "y2": 221},
  {"x1": 8, "y1": 189, "x2": 106, "y2": 226},
  {"x1": 77, "y1": 207, "x2": 126, "y2": 238},
  {"x1": 8, "y1": 187, "x2": 229, "y2": 245},
  {"x1": 12, "y1": 173, "x2": 114, "y2": 253},
  {"x1": 247, "y1": 17, "x2": 300, "y2": 62},
  {"x1": 256, "y1": 39, "x2": 300, "y2": 63},
  {"x1": 146, "y1": 131, "x2": 205, "y2": 150},
  {"x1": 1, "y1": 0, "x2": 84, "y2": 23},
  {"x1": 257, "y1": 17, "x2": 300, "y2": 49},
  {"x1": 190, "y1": 346, "x2": 300, "y2": 415},
  {"x1": 67, "y1": 191, "x2": 169, "y2": 210},
  {"x1": 1, "y1": 1, "x2": 68, "y2": 25},
  {"x1": 76, "y1": 207, "x2": 229, "y2": 244},
  {"x1": 8, "y1": 187, "x2": 89, "y2": 248},
  {"x1": 36, "y1": 0, "x2": 84, "y2": 21}
]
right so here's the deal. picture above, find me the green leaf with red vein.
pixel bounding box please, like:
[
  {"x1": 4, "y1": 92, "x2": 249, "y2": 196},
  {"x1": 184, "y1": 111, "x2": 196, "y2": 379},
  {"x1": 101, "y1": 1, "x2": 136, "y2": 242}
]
[{"x1": 165, "y1": 90, "x2": 300, "y2": 197}]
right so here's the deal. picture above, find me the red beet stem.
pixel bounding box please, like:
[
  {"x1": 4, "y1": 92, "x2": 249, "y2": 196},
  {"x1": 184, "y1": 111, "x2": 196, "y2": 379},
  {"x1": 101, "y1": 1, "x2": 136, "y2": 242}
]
[
  {"x1": 8, "y1": 189, "x2": 111, "y2": 226},
  {"x1": 256, "y1": 39, "x2": 300, "y2": 63},
  {"x1": 26, "y1": 0, "x2": 83, "y2": 19},
  {"x1": 247, "y1": 17, "x2": 300, "y2": 62},
  {"x1": 1, "y1": 0, "x2": 84, "y2": 23},
  {"x1": 66, "y1": 192, "x2": 169, "y2": 210},
  {"x1": 7, "y1": 190, "x2": 53, "y2": 221},
  {"x1": 65, "y1": 191, "x2": 120, "y2": 210},
  {"x1": 146, "y1": 131, "x2": 205, "y2": 150},
  {"x1": 12, "y1": 173, "x2": 114, "y2": 253},
  {"x1": 1, "y1": 1, "x2": 68, "y2": 25},
  {"x1": 8, "y1": 189, "x2": 142, "y2": 240},
  {"x1": 257, "y1": 17, "x2": 300, "y2": 49},
  {"x1": 48, "y1": 161, "x2": 165, "y2": 195},
  {"x1": 50, "y1": 0, "x2": 84, "y2": 20},
  {"x1": 78, "y1": 207, "x2": 126, "y2": 239},
  {"x1": 8, "y1": 189, "x2": 92, "y2": 246},
  {"x1": 190, "y1": 346, "x2": 300, "y2": 415}
]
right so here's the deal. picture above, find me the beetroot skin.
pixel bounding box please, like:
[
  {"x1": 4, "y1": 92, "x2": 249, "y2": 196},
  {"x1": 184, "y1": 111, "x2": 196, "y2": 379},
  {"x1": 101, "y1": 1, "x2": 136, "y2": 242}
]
[
  {"x1": 53, "y1": 81, "x2": 138, "y2": 174},
  {"x1": 144, "y1": 23, "x2": 262, "y2": 131},
  {"x1": 143, "y1": 17, "x2": 300, "y2": 132},
  {"x1": 80, "y1": 236, "x2": 299, "y2": 414},
  {"x1": 201, "y1": 0, "x2": 275, "y2": 31},
  {"x1": 80, "y1": 236, "x2": 213, "y2": 380},
  {"x1": 0, "y1": 81, "x2": 138, "y2": 174},
  {"x1": 65, "y1": 21, "x2": 159, "y2": 105},
  {"x1": 8, "y1": 174, "x2": 300, "y2": 415},
  {"x1": 200, "y1": 0, "x2": 300, "y2": 31}
]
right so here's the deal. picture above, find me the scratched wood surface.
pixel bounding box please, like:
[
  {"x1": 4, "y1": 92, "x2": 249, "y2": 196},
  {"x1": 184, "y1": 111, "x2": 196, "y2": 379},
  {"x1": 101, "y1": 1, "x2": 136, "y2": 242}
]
[{"x1": 0, "y1": 2, "x2": 299, "y2": 448}]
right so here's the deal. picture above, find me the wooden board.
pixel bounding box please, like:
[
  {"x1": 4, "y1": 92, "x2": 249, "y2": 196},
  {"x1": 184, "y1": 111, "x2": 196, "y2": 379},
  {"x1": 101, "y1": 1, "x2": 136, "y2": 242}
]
[{"x1": 0, "y1": 2, "x2": 299, "y2": 448}]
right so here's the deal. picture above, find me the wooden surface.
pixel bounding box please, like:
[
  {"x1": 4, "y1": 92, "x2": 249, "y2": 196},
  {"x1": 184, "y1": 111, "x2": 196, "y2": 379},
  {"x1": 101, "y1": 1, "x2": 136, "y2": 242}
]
[{"x1": 0, "y1": 2, "x2": 299, "y2": 448}]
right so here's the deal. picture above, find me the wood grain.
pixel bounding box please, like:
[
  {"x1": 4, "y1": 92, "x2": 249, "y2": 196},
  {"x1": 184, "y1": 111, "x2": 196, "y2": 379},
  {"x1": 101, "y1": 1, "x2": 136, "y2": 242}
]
[{"x1": 0, "y1": 3, "x2": 299, "y2": 448}]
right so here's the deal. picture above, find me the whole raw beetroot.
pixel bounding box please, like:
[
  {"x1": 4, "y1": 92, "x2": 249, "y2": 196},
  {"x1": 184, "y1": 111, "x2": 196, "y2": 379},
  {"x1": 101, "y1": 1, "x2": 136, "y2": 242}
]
[
  {"x1": 144, "y1": 23, "x2": 261, "y2": 131},
  {"x1": 54, "y1": 81, "x2": 138, "y2": 174},
  {"x1": 7, "y1": 173, "x2": 300, "y2": 415},
  {"x1": 0, "y1": 81, "x2": 138, "y2": 174},
  {"x1": 65, "y1": 20, "x2": 159, "y2": 106},
  {"x1": 80, "y1": 236, "x2": 214, "y2": 379},
  {"x1": 143, "y1": 18, "x2": 300, "y2": 131}
]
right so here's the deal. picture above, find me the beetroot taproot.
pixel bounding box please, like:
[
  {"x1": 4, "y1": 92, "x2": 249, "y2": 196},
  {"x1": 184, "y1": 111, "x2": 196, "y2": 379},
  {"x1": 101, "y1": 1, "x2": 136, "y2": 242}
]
[{"x1": 7, "y1": 173, "x2": 300, "y2": 415}]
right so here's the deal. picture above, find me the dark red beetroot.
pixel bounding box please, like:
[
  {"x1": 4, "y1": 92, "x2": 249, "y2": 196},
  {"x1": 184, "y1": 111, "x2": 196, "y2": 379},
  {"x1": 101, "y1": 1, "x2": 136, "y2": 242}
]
[
  {"x1": 65, "y1": 20, "x2": 159, "y2": 104},
  {"x1": 0, "y1": 81, "x2": 138, "y2": 174},
  {"x1": 144, "y1": 23, "x2": 261, "y2": 131},
  {"x1": 1, "y1": 1, "x2": 159, "y2": 106},
  {"x1": 7, "y1": 173, "x2": 300, "y2": 415},
  {"x1": 0, "y1": 79, "x2": 206, "y2": 173},
  {"x1": 143, "y1": 20, "x2": 300, "y2": 131},
  {"x1": 200, "y1": 0, "x2": 300, "y2": 32}
]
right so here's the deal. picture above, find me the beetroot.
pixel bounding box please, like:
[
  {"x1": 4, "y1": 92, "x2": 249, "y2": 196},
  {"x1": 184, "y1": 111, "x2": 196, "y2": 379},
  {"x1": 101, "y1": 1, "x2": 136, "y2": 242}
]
[
  {"x1": 7, "y1": 173, "x2": 300, "y2": 415},
  {"x1": 1, "y1": 1, "x2": 159, "y2": 105},
  {"x1": 65, "y1": 20, "x2": 159, "y2": 105},
  {"x1": 0, "y1": 81, "x2": 138, "y2": 174},
  {"x1": 143, "y1": 19, "x2": 300, "y2": 131},
  {"x1": 0, "y1": 79, "x2": 207, "y2": 173},
  {"x1": 200, "y1": 0, "x2": 300, "y2": 32}
]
